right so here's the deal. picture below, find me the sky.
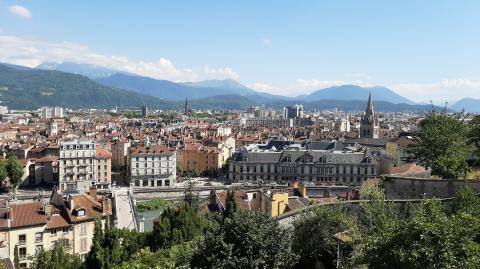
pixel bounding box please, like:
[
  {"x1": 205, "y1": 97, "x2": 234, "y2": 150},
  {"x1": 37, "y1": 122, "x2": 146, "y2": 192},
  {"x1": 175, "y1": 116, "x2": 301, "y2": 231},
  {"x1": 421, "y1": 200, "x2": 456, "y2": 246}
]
[{"x1": 0, "y1": 1, "x2": 480, "y2": 103}]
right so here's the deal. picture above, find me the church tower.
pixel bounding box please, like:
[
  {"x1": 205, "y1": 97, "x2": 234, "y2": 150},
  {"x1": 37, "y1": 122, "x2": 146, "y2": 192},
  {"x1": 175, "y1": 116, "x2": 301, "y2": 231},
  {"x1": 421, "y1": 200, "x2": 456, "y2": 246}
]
[
  {"x1": 359, "y1": 93, "x2": 380, "y2": 139},
  {"x1": 184, "y1": 97, "x2": 189, "y2": 116}
]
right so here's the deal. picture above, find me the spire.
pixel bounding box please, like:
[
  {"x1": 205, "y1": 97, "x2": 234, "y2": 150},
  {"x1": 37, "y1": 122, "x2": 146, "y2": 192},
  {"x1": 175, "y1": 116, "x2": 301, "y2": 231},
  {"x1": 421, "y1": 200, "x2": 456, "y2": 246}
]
[
  {"x1": 184, "y1": 97, "x2": 188, "y2": 115},
  {"x1": 366, "y1": 93, "x2": 374, "y2": 115}
]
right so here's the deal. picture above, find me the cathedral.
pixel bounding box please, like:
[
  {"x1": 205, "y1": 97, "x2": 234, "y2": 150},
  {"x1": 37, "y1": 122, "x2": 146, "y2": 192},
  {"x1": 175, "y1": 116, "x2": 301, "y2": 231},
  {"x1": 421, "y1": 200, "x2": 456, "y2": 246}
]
[{"x1": 359, "y1": 93, "x2": 380, "y2": 139}]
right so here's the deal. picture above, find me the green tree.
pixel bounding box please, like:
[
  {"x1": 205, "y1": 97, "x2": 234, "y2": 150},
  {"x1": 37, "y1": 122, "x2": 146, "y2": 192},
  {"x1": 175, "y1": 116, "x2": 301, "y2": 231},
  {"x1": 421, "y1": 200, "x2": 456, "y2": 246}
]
[
  {"x1": 354, "y1": 199, "x2": 480, "y2": 268},
  {"x1": 85, "y1": 218, "x2": 106, "y2": 269},
  {"x1": 292, "y1": 205, "x2": 357, "y2": 269},
  {"x1": 13, "y1": 245, "x2": 19, "y2": 269},
  {"x1": 192, "y1": 211, "x2": 297, "y2": 268},
  {"x1": 6, "y1": 156, "x2": 23, "y2": 186},
  {"x1": 30, "y1": 244, "x2": 82, "y2": 269},
  {"x1": 147, "y1": 203, "x2": 211, "y2": 251},
  {"x1": 409, "y1": 112, "x2": 471, "y2": 179},
  {"x1": 450, "y1": 186, "x2": 480, "y2": 216},
  {"x1": 0, "y1": 161, "x2": 7, "y2": 186},
  {"x1": 222, "y1": 190, "x2": 238, "y2": 220}
]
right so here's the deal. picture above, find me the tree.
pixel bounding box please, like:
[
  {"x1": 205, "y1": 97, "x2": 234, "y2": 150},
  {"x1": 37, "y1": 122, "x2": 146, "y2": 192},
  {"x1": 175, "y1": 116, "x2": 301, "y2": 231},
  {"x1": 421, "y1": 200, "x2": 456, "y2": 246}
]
[
  {"x1": 13, "y1": 245, "x2": 19, "y2": 269},
  {"x1": 85, "y1": 218, "x2": 106, "y2": 269},
  {"x1": 354, "y1": 199, "x2": 480, "y2": 268},
  {"x1": 409, "y1": 112, "x2": 471, "y2": 179},
  {"x1": 147, "y1": 203, "x2": 211, "y2": 251},
  {"x1": 222, "y1": 190, "x2": 238, "y2": 220},
  {"x1": 6, "y1": 156, "x2": 23, "y2": 187},
  {"x1": 192, "y1": 211, "x2": 297, "y2": 268},
  {"x1": 0, "y1": 161, "x2": 7, "y2": 186},
  {"x1": 450, "y1": 186, "x2": 480, "y2": 216},
  {"x1": 292, "y1": 205, "x2": 357, "y2": 269},
  {"x1": 30, "y1": 244, "x2": 82, "y2": 269}
]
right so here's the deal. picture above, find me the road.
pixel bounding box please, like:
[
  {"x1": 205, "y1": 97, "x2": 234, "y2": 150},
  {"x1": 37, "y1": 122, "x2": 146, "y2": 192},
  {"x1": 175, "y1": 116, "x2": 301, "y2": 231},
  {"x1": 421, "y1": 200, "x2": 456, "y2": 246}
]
[{"x1": 113, "y1": 187, "x2": 137, "y2": 230}]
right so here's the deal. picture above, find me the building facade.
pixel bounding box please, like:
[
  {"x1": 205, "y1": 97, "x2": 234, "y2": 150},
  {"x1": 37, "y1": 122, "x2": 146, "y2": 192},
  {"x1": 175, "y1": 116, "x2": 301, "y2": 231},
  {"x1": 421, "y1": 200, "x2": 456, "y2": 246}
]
[
  {"x1": 128, "y1": 145, "x2": 176, "y2": 187},
  {"x1": 59, "y1": 140, "x2": 97, "y2": 192},
  {"x1": 229, "y1": 140, "x2": 378, "y2": 185},
  {"x1": 95, "y1": 147, "x2": 112, "y2": 190}
]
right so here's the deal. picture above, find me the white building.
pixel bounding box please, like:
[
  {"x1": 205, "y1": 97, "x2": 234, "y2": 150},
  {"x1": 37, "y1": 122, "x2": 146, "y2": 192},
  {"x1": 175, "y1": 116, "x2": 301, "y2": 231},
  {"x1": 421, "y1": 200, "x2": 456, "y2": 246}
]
[
  {"x1": 128, "y1": 145, "x2": 176, "y2": 188},
  {"x1": 244, "y1": 118, "x2": 293, "y2": 129},
  {"x1": 40, "y1": 106, "x2": 64, "y2": 118},
  {"x1": 59, "y1": 140, "x2": 97, "y2": 192}
]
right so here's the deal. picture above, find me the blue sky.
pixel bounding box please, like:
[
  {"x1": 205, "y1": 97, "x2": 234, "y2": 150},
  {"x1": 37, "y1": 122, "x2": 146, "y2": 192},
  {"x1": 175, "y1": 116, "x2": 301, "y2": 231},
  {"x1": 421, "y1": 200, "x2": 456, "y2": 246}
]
[{"x1": 1, "y1": 1, "x2": 479, "y2": 102}]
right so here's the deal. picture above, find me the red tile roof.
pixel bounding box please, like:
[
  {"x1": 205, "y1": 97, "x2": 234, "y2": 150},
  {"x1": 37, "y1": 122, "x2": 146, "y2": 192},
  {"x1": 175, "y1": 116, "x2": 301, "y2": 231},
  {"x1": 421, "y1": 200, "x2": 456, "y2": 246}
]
[{"x1": 10, "y1": 203, "x2": 47, "y2": 228}]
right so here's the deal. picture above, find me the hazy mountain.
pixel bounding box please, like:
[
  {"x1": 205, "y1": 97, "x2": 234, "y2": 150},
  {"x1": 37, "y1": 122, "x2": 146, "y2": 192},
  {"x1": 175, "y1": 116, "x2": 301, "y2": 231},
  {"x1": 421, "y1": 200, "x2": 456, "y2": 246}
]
[
  {"x1": 0, "y1": 63, "x2": 171, "y2": 109},
  {"x1": 97, "y1": 73, "x2": 258, "y2": 101},
  {"x1": 36, "y1": 61, "x2": 120, "y2": 79},
  {"x1": 451, "y1": 98, "x2": 480, "y2": 112},
  {"x1": 182, "y1": 79, "x2": 257, "y2": 95},
  {"x1": 299, "y1": 85, "x2": 415, "y2": 104}
]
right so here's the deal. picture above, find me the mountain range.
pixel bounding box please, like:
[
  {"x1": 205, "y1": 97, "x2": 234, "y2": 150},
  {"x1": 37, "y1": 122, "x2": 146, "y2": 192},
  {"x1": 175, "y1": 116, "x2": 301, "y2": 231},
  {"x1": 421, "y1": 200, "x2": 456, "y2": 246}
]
[{"x1": 0, "y1": 61, "x2": 468, "y2": 112}]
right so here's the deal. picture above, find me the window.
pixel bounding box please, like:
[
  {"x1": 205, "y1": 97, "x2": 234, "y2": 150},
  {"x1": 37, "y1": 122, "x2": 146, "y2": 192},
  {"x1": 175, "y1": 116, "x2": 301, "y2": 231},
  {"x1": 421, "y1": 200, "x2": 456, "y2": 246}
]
[
  {"x1": 143, "y1": 180, "x2": 148, "y2": 187},
  {"x1": 165, "y1": 180, "x2": 170, "y2": 186},
  {"x1": 35, "y1": 232, "x2": 43, "y2": 243},
  {"x1": 50, "y1": 228, "x2": 57, "y2": 236},
  {"x1": 81, "y1": 238, "x2": 87, "y2": 251},
  {"x1": 19, "y1": 247, "x2": 27, "y2": 260},
  {"x1": 157, "y1": 180, "x2": 162, "y2": 187},
  {"x1": 81, "y1": 223, "x2": 87, "y2": 235},
  {"x1": 62, "y1": 227, "x2": 69, "y2": 234},
  {"x1": 35, "y1": 245, "x2": 43, "y2": 252},
  {"x1": 18, "y1": 234, "x2": 26, "y2": 245}
]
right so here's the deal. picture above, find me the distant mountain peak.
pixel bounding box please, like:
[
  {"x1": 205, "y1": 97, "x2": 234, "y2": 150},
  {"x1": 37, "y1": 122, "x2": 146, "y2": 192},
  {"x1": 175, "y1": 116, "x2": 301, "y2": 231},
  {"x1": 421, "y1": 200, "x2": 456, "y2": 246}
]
[
  {"x1": 299, "y1": 84, "x2": 414, "y2": 105},
  {"x1": 36, "y1": 61, "x2": 121, "y2": 79}
]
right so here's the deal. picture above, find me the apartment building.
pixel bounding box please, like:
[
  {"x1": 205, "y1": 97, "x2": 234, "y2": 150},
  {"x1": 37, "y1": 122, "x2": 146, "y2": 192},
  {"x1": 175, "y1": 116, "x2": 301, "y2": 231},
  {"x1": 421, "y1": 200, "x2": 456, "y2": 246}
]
[
  {"x1": 111, "y1": 140, "x2": 131, "y2": 171},
  {"x1": 59, "y1": 140, "x2": 97, "y2": 192},
  {"x1": 0, "y1": 190, "x2": 111, "y2": 268},
  {"x1": 95, "y1": 147, "x2": 112, "y2": 190},
  {"x1": 128, "y1": 145, "x2": 176, "y2": 187},
  {"x1": 243, "y1": 118, "x2": 293, "y2": 129}
]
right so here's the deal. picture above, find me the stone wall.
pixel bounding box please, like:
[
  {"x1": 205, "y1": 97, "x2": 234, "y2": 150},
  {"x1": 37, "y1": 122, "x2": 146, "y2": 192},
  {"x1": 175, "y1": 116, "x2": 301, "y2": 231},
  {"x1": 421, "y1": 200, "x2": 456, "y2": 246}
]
[{"x1": 383, "y1": 176, "x2": 480, "y2": 199}]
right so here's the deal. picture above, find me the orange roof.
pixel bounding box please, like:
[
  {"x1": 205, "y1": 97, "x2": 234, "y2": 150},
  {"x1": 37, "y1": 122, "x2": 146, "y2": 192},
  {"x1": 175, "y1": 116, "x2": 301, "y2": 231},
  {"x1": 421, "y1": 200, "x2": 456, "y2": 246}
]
[
  {"x1": 10, "y1": 203, "x2": 47, "y2": 228},
  {"x1": 96, "y1": 147, "x2": 112, "y2": 158},
  {"x1": 389, "y1": 163, "x2": 427, "y2": 175},
  {"x1": 129, "y1": 145, "x2": 173, "y2": 155},
  {"x1": 46, "y1": 214, "x2": 70, "y2": 229},
  {"x1": 36, "y1": 155, "x2": 59, "y2": 163}
]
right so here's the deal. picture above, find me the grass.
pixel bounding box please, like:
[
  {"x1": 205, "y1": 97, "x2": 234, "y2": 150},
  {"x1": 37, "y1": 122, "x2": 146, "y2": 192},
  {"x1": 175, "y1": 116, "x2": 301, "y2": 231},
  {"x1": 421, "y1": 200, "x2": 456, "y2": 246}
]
[{"x1": 136, "y1": 199, "x2": 171, "y2": 212}]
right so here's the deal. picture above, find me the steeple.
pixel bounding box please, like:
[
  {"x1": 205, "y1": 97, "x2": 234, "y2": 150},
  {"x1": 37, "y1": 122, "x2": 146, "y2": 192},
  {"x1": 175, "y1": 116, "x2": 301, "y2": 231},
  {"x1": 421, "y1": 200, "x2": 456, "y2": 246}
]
[{"x1": 366, "y1": 92, "x2": 374, "y2": 116}]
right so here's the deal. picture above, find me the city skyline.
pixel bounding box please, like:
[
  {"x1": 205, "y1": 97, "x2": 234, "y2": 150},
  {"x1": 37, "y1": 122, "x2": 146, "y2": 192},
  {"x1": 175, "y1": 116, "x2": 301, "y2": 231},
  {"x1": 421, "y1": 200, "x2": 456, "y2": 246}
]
[{"x1": 1, "y1": 1, "x2": 479, "y2": 102}]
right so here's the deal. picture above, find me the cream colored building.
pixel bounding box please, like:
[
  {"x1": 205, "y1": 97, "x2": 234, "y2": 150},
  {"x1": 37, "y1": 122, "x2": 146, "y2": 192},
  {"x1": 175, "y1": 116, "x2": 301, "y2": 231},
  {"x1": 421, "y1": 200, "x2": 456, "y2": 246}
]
[{"x1": 0, "y1": 189, "x2": 112, "y2": 267}]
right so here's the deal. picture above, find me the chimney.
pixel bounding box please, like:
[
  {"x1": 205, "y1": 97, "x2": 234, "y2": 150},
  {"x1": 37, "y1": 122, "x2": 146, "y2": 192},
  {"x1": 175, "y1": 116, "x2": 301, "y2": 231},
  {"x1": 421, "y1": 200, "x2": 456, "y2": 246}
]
[
  {"x1": 101, "y1": 195, "x2": 110, "y2": 214},
  {"x1": 67, "y1": 195, "x2": 74, "y2": 210},
  {"x1": 89, "y1": 187, "x2": 97, "y2": 199}
]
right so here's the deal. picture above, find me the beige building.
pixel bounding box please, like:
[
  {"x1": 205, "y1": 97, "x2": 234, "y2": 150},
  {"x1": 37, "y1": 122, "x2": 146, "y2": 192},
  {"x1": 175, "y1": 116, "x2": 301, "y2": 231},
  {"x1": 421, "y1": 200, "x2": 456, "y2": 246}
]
[
  {"x1": 0, "y1": 189, "x2": 112, "y2": 267},
  {"x1": 111, "y1": 140, "x2": 131, "y2": 171},
  {"x1": 96, "y1": 147, "x2": 112, "y2": 190}
]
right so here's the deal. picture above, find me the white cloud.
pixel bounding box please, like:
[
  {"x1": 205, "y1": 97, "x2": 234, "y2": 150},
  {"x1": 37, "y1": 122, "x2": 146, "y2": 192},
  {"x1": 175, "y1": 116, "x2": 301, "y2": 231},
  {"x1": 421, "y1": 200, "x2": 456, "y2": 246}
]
[
  {"x1": 8, "y1": 5, "x2": 32, "y2": 19},
  {"x1": 390, "y1": 79, "x2": 480, "y2": 103},
  {"x1": 0, "y1": 35, "x2": 197, "y2": 81},
  {"x1": 203, "y1": 65, "x2": 239, "y2": 79},
  {"x1": 248, "y1": 82, "x2": 278, "y2": 92}
]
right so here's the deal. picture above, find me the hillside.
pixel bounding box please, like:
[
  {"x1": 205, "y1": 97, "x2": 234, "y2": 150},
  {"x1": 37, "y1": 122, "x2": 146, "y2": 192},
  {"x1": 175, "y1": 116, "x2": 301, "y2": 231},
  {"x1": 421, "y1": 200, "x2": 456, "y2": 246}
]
[
  {"x1": 36, "y1": 61, "x2": 120, "y2": 79},
  {"x1": 451, "y1": 98, "x2": 480, "y2": 112},
  {"x1": 300, "y1": 85, "x2": 414, "y2": 104},
  {"x1": 0, "y1": 63, "x2": 171, "y2": 110},
  {"x1": 96, "y1": 73, "x2": 247, "y2": 100},
  {"x1": 181, "y1": 79, "x2": 257, "y2": 96}
]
